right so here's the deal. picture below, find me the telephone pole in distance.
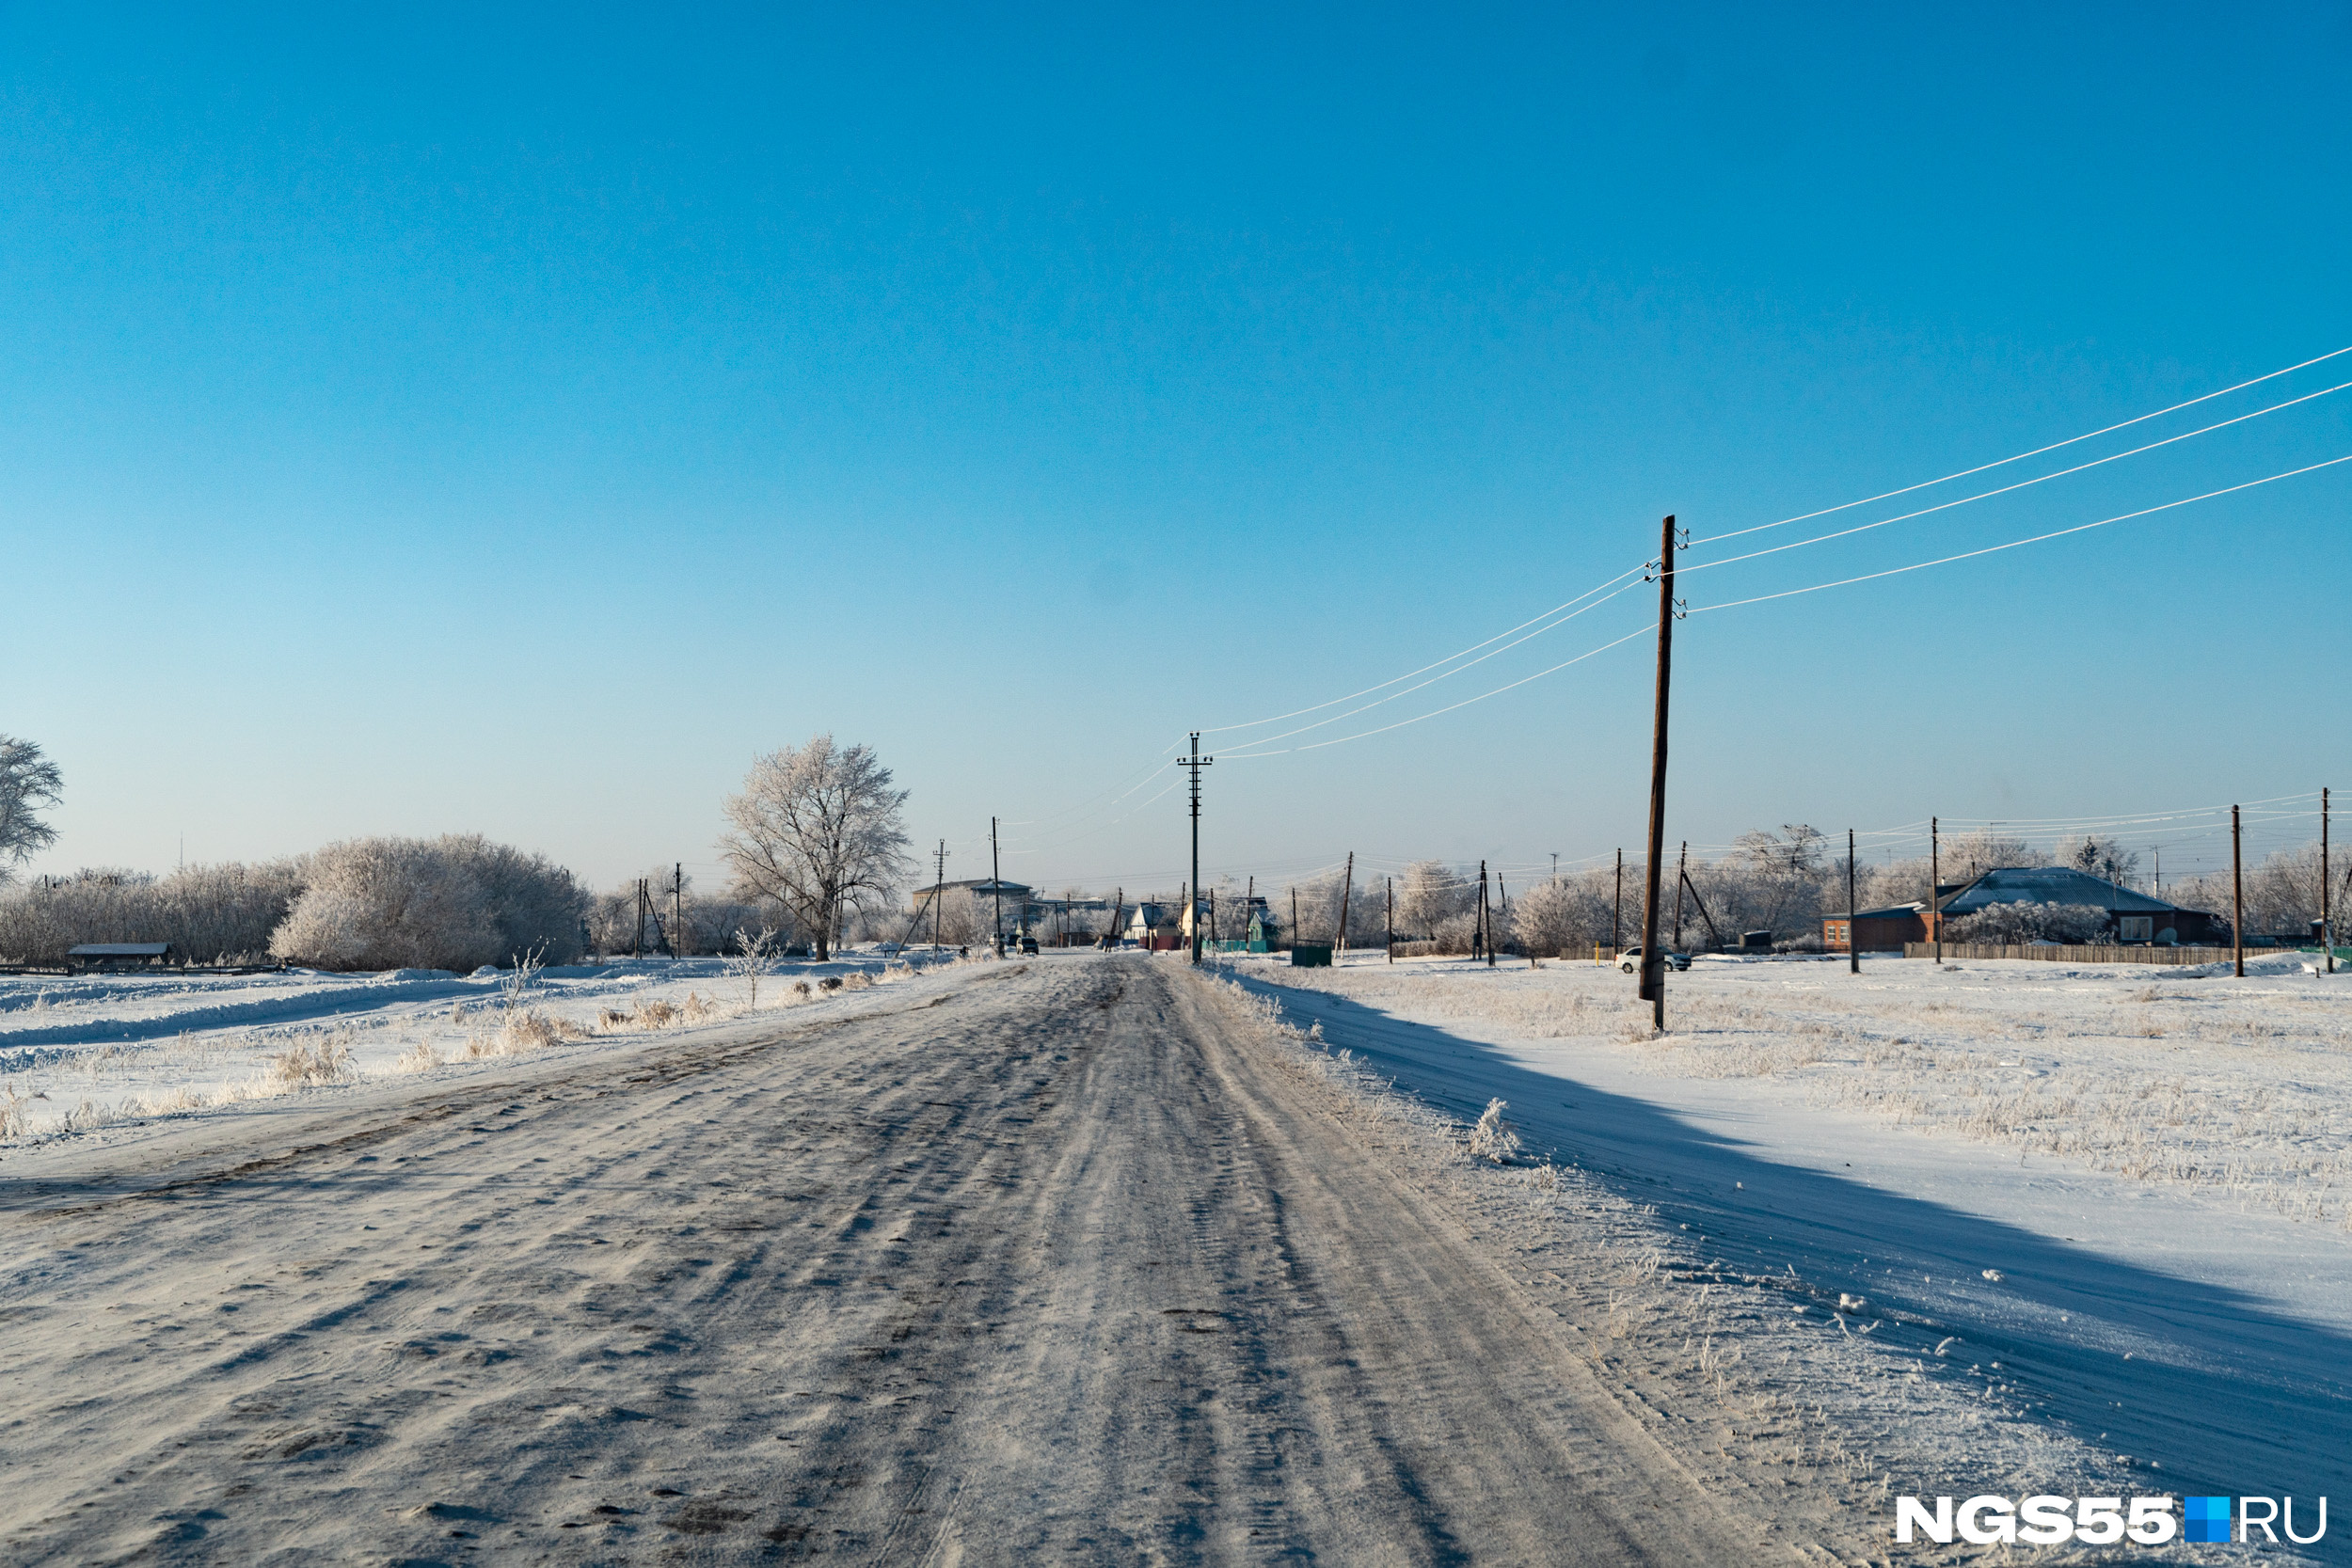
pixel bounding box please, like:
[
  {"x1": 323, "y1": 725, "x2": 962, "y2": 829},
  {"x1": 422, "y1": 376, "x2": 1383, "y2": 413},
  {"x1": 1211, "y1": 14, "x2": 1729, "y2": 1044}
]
[{"x1": 1177, "y1": 733, "x2": 1214, "y2": 965}]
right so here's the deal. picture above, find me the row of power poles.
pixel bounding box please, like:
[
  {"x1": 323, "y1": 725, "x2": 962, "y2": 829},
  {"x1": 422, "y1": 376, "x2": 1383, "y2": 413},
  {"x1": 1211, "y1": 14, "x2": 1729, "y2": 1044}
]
[{"x1": 1168, "y1": 511, "x2": 2338, "y2": 1022}]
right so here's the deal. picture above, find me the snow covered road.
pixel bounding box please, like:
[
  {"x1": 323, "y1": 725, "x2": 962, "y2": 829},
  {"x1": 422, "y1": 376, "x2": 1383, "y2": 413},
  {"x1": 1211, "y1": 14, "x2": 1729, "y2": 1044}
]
[
  {"x1": 0, "y1": 956, "x2": 1773, "y2": 1565},
  {"x1": 1229, "y1": 954, "x2": 2352, "y2": 1562}
]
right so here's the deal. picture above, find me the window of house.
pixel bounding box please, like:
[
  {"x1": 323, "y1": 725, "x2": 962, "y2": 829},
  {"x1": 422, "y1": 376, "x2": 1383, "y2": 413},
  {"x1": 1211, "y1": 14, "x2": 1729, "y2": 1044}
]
[{"x1": 2120, "y1": 915, "x2": 2153, "y2": 942}]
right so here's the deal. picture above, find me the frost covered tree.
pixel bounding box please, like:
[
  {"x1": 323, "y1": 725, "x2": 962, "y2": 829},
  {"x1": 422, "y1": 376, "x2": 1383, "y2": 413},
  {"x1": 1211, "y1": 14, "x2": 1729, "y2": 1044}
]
[
  {"x1": 0, "y1": 735, "x2": 63, "y2": 885},
  {"x1": 1940, "y1": 829, "x2": 2029, "y2": 882},
  {"x1": 720, "y1": 735, "x2": 912, "y2": 962},
  {"x1": 1395, "y1": 860, "x2": 1467, "y2": 940},
  {"x1": 2055, "y1": 833, "x2": 2141, "y2": 887}
]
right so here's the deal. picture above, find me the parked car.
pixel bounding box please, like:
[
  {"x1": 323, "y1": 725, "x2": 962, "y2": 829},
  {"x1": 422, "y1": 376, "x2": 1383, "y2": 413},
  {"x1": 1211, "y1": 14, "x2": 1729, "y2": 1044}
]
[
  {"x1": 1017, "y1": 934, "x2": 1041, "y2": 956},
  {"x1": 1617, "y1": 945, "x2": 1691, "y2": 974}
]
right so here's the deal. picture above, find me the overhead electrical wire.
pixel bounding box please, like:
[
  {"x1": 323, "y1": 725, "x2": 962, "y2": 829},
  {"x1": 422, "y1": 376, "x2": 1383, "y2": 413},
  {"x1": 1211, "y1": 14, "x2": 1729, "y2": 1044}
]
[
  {"x1": 1199, "y1": 562, "x2": 1650, "y2": 736},
  {"x1": 1689, "y1": 342, "x2": 2352, "y2": 546},
  {"x1": 1208, "y1": 575, "x2": 1650, "y2": 753},
  {"x1": 1688, "y1": 452, "x2": 2352, "y2": 616},
  {"x1": 1221, "y1": 623, "x2": 1655, "y2": 758},
  {"x1": 994, "y1": 343, "x2": 2352, "y2": 873},
  {"x1": 1677, "y1": 376, "x2": 2352, "y2": 578}
]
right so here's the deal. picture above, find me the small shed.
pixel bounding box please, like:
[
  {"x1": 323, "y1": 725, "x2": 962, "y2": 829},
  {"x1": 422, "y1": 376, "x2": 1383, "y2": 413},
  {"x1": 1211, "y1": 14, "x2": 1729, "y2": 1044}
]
[{"x1": 68, "y1": 942, "x2": 176, "y2": 971}]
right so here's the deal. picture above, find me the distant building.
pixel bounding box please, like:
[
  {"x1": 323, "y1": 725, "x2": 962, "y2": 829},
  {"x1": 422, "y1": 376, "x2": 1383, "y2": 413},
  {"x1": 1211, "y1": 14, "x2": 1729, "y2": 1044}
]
[
  {"x1": 1826, "y1": 866, "x2": 2224, "y2": 950},
  {"x1": 908, "y1": 879, "x2": 1033, "y2": 914},
  {"x1": 1129, "y1": 902, "x2": 1183, "y2": 952}
]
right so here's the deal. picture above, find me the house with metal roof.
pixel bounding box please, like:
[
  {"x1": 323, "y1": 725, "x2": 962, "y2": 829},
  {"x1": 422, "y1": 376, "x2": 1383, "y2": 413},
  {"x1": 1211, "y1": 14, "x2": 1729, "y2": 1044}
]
[{"x1": 1828, "y1": 866, "x2": 2223, "y2": 950}]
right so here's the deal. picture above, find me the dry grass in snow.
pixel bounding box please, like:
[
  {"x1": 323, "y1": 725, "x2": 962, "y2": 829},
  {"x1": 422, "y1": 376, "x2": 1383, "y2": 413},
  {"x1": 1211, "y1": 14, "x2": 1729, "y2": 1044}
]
[
  {"x1": 1200, "y1": 974, "x2": 2168, "y2": 1548},
  {"x1": 1235, "y1": 953, "x2": 2352, "y2": 1231}
]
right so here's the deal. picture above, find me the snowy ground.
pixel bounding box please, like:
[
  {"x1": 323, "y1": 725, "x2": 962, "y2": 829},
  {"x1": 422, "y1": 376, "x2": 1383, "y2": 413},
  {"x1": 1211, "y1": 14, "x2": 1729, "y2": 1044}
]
[
  {"x1": 0, "y1": 950, "x2": 942, "y2": 1142},
  {"x1": 1, "y1": 957, "x2": 1858, "y2": 1564},
  {"x1": 1223, "y1": 947, "x2": 2352, "y2": 1557},
  {"x1": 4, "y1": 945, "x2": 2342, "y2": 1559}
]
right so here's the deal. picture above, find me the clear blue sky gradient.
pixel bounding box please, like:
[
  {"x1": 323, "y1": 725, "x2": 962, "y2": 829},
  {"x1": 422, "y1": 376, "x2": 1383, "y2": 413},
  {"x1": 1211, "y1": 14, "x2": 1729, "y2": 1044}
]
[{"x1": 5, "y1": 4, "x2": 2348, "y2": 895}]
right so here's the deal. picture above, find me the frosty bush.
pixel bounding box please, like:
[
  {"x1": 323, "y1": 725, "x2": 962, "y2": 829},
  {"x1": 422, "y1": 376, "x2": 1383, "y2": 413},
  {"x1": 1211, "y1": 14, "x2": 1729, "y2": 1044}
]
[
  {"x1": 269, "y1": 834, "x2": 589, "y2": 972},
  {"x1": 1943, "y1": 901, "x2": 2112, "y2": 945}
]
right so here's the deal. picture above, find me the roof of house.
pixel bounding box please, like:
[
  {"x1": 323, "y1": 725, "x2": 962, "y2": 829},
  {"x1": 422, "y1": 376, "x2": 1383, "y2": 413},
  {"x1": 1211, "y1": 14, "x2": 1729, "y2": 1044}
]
[
  {"x1": 1938, "y1": 867, "x2": 2180, "y2": 915},
  {"x1": 1846, "y1": 903, "x2": 1927, "y2": 920},
  {"x1": 68, "y1": 942, "x2": 172, "y2": 957}
]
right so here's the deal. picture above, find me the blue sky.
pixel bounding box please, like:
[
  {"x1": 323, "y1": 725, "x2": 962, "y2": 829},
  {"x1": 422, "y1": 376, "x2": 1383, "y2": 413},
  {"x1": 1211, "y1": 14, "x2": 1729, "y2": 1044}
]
[{"x1": 5, "y1": 3, "x2": 2349, "y2": 895}]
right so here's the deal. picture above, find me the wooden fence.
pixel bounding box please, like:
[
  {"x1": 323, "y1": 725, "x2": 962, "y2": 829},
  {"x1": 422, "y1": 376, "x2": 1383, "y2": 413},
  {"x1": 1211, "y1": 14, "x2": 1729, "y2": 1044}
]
[{"x1": 1902, "y1": 942, "x2": 2241, "y2": 966}]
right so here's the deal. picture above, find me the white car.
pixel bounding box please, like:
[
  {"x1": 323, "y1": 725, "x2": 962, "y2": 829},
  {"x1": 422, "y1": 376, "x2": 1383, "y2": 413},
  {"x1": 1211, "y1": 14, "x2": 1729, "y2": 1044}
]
[{"x1": 1617, "y1": 945, "x2": 1692, "y2": 974}]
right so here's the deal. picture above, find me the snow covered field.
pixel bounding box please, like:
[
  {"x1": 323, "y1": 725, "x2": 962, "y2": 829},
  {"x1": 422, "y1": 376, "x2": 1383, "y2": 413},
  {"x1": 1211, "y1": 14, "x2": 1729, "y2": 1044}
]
[
  {"x1": 1226, "y1": 948, "x2": 2352, "y2": 1555},
  {"x1": 0, "y1": 951, "x2": 940, "y2": 1142},
  {"x1": 6, "y1": 944, "x2": 2347, "y2": 1558}
]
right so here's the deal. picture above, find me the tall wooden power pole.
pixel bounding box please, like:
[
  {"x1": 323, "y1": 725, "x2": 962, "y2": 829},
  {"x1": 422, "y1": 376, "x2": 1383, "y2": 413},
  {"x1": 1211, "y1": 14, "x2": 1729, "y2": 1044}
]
[
  {"x1": 2233, "y1": 803, "x2": 2245, "y2": 978},
  {"x1": 674, "y1": 863, "x2": 683, "y2": 959},
  {"x1": 1638, "y1": 514, "x2": 1681, "y2": 1029},
  {"x1": 991, "y1": 817, "x2": 1004, "y2": 955},
  {"x1": 1847, "y1": 829, "x2": 1859, "y2": 975},
  {"x1": 1386, "y1": 876, "x2": 1394, "y2": 963},
  {"x1": 1494, "y1": 873, "x2": 1505, "y2": 968},
  {"x1": 1335, "y1": 852, "x2": 1355, "y2": 956},
  {"x1": 1176, "y1": 734, "x2": 1214, "y2": 965},
  {"x1": 1613, "y1": 849, "x2": 1623, "y2": 955},
  {"x1": 1473, "y1": 862, "x2": 1489, "y2": 963},
  {"x1": 2324, "y1": 786, "x2": 2334, "y2": 974},
  {"x1": 1931, "y1": 816, "x2": 1941, "y2": 963},
  {"x1": 1673, "y1": 842, "x2": 1689, "y2": 949},
  {"x1": 930, "y1": 841, "x2": 949, "y2": 951}
]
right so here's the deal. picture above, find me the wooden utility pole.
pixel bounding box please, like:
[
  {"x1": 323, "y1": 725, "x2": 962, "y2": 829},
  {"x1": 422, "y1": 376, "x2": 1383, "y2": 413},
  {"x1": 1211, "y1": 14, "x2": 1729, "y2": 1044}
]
[
  {"x1": 1638, "y1": 513, "x2": 1679, "y2": 1029},
  {"x1": 1336, "y1": 851, "x2": 1355, "y2": 956},
  {"x1": 674, "y1": 863, "x2": 684, "y2": 958},
  {"x1": 1386, "y1": 876, "x2": 1394, "y2": 963},
  {"x1": 1177, "y1": 733, "x2": 1214, "y2": 965},
  {"x1": 1291, "y1": 887, "x2": 1298, "y2": 954},
  {"x1": 635, "y1": 878, "x2": 646, "y2": 959},
  {"x1": 1613, "y1": 849, "x2": 1623, "y2": 954},
  {"x1": 930, "y1": 841, "x2": 949, "y2": 950},
  {"x1": 991, "y1": 817, "x2": 1004, "y2": 955},
  {"x1": 2233, "y1": 803, "x2": 2246, "y2": 978},
  {"x1": 1473, "y1": 862, "x2": 1489, "y2": 963},
  {"x1": 1931, "y1": 816, "x2": 1941, "y2": 963},
  {"x1": 1847, "y1": 829, "x2": 1859, "y2": 975},
  {"x1": 1495, "y1": 873, "x2": 1506, "y2": 967},
  {"x1": 1673, "y1": 841, "x2": 1688, "y2": 948},
  {"x1": 2325, "y1": 786, "x2": 2334, "y2": 974}
]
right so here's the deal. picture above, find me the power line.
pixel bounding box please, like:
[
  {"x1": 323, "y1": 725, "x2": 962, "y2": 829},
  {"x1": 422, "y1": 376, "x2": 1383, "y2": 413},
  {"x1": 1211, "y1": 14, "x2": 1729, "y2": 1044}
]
[
  {"x1": 1677, "y1": 376, "x2": 2352, "y2": 579},
  {"x1": 1208, "y1": 576, "x2": 1649, "y2": 753},
  {"x1": 1687, "y1": 452, "x2": 2352, "y2": 616},
  {"x1": 1200, "y1": 563, "x2": 1650, "y2": 736},
  {"x1": 1220, "y1": 623, "x2": 1655, "y2": 758},
  {"x1": 1690, "y1": 342, "x2": 2352, "y2": 546}
]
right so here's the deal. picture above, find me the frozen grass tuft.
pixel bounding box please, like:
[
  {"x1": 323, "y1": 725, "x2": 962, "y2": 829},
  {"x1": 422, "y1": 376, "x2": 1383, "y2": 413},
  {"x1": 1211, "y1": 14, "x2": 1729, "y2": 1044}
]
[
  {"x1": 270, "y1": 1032, "x2": 355, "y2": 1085},
  {"x1": 1468, "y1": 1098, "x2": 1522, "y2": 1164}
]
